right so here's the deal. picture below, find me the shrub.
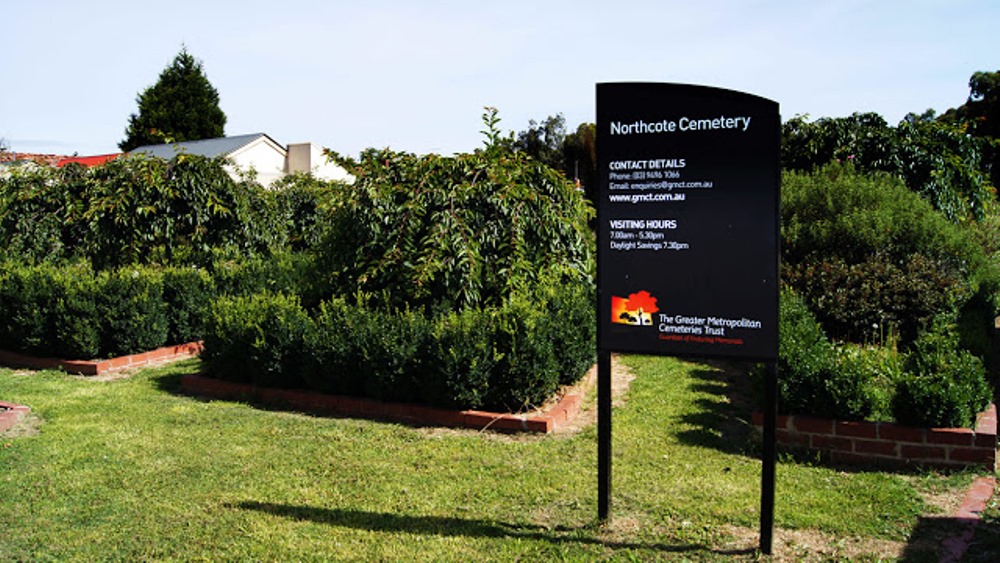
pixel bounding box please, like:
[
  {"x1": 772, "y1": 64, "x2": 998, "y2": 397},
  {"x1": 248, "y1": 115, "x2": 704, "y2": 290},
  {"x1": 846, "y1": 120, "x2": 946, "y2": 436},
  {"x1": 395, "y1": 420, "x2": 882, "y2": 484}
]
[
  {"x1": 299, "y1": 277, "x2": 595, "y2": 412},
  {"x1": 161, "y1": 266, "x2": 216, "y2": 344},
  {"x1": 0, "y1": 163, "x2": 85, "y2": 263},
  {"x1": 301, "y1": 298, "x2": 369, "y2": 396},
  {"x1": 765, "y1": 289, "x2": 892, "y2": 421},
  {"x1": 536, "y1": 273, "x2": 596, "y2": 385},
  {"x1": 893, "y1": 320, "x2": 992, "y2": 428},
  {"x1": 209, "y1": 252, "x2": 318, "y2": 304},
  {"x1": 48, "y1": 263, "x2": 101, "y2": 359},
  {"x1": 487, "y1": 294, "x2": 561, "y2": 412},
  {"x1": 317, "y1": 110, "x2": 595, "y2": 312},
  {"x1": 202, "y1": 292, "x2": 312, "y2": 389},
  {"x1": 784, "y1": 254, "x2": 965, "y2": 345},
  {"x1": 358, "y1": 304, "x2": 432, "y2": 403},
  {"x1": 271, "y1": 173, "x2": 340, "y2": 252},
  {"x1": 97, "y1": 267, "x2": 170, "y2": 357},
  {"x1": 0, "y1": 263, "x2": 56, "y2": 354},
  {"x1": 781, "y1": 164, "x2": 996, "y2": 347},
  {"x1": 423, "y1": 307, "x2": 498, "y2": 409}
]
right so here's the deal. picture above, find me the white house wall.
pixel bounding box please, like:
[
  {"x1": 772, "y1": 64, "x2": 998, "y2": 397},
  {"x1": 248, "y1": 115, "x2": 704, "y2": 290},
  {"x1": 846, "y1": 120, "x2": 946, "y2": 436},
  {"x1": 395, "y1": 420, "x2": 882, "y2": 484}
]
[{"x1": 230, "y1": 141, "x2": 287, "y2": 188}]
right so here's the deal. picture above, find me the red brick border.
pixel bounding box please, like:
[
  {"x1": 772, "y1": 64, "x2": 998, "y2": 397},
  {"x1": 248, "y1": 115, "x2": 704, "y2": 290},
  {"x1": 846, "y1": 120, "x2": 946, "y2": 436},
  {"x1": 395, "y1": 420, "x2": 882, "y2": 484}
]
[
  {"x1": 180, "y1": 366, "x2": 595, "y2": 434},
  {"x1": 753, "y1": 405, "x2": 998, "y2": 470},
  {"x1": 0, "y1": 342, "x2": 203, "y2": 376},
  {"x1": 0, "y1": 400, "x2": 30, "y2": 434}
]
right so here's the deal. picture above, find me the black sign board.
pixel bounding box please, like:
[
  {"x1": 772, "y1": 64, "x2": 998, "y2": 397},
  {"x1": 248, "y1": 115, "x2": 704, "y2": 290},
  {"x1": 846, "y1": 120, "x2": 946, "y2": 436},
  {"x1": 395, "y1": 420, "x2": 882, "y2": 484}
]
[{"x1": 597, "y1": 83, "x2": 779, "y2": 360}]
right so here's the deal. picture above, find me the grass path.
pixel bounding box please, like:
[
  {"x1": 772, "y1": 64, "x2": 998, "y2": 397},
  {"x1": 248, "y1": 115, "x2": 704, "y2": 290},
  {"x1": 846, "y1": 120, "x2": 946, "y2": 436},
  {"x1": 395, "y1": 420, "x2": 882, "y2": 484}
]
[{"x1": 0, "y1": 355, "x2": 986, "y2": 560}]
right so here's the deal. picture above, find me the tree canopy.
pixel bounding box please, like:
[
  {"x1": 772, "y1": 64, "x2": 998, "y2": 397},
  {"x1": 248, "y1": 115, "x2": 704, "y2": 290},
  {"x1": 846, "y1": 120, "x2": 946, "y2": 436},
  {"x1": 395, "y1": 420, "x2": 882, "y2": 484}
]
[
  {"x1": 513, "y1": 115, "x2": 597, "y2": 203},
  {"x1": 941, "y1": 70, "x2": 1000, "y2": 188},
  {"x1": 119, "y1": 48, "x2": 227, "y2": 152}
]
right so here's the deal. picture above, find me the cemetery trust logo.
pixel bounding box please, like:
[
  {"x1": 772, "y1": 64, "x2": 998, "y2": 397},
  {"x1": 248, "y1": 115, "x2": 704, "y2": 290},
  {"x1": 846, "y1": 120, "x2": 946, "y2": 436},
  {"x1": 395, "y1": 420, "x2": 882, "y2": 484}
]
[{"x1": 611, "y1": 290, "x2": 660, "y2": 326}]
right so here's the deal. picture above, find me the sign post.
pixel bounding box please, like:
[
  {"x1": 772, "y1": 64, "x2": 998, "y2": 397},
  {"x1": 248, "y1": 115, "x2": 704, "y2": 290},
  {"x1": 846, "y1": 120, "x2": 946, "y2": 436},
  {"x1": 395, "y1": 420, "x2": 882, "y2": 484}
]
[{"x1": 595, "y1": 83, "x2": 780, "y2": 554}]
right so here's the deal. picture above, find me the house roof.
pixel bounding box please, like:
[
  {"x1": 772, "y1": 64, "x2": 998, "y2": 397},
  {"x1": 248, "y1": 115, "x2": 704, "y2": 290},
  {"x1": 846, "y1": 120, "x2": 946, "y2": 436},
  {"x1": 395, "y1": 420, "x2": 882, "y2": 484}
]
[
  {"x1": 0, "y1": 152, "x2": 70, "y2": 166},
  {"x1": 131, "y1": 133, "x2": 282, "y2": 160},
  {"x1": 56, "y1": 153, "x2": 121, "y2": 168}
]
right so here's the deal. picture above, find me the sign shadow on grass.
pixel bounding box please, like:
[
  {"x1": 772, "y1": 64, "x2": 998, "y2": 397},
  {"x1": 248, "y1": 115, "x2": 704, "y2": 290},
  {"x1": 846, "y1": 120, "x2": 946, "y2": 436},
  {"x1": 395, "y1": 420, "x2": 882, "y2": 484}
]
[
  {"x1": 231, "y1": 500, "x2": 755, "y2": 556},
  {"x1": 673, "y1": 362, "x2": 760, "y2": 456}
]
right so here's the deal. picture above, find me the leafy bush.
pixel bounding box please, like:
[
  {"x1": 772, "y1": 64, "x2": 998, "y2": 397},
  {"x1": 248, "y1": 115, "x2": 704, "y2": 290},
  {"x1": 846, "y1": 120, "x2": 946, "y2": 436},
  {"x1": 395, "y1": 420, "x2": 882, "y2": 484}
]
[
  {"x1": 424, "y1": 307, "x2": 498, "y2": 409},
  {"x1": 781, "y1": 112, "x2": 997, "y2": 222},
  {"x1": 97, "y1": 267, "x2": 170, "y2": 357},
  {"x1": 300, "y1": 298, "x2": 370, "y2": 397},
  {"x1": 782, "y1": 164, "x2": 997, "y2": 347},
  {"x1": 271, "y1": 173, "x2": 340, "y2": 252},
  {"x1": 0, "y1": 262, "x2": 57, "y2": 354},
  {"x1": 487, "y1": 294, "x2": 560, "y2": 412},
  {"x1": 317, "y1": 113, "x2": 595, "y2": 312},
  {"x1": 161, "y1": 266, "x2": 216, "y2": 344},
  {"x1": 292, "y1": 277, "x2": 594, "y2": 412},
  {"x1": 0, "y1": 154, "x2": 297, "y2": 269},
  {"x1": 209, "y1": 252, "x2": 319, "y2": 305},
  {"x1": 202, "y1": 292, "x2": 312, "y2": 389},
  {"x1": 892, "y1": 320, "x2": 992, "y2": 428},
  {"x1": 765, "y1": 289, "x2": 892, "y2": 421},
  {"x1": 0, "y1": 262, "x2": 99, "y2": 358},
  {"x1": 0, "y1": 163, "x2": 88, "y2": 263},
  {"x1": 784, "y1": 254, "x2": 965, "y2": 345}
]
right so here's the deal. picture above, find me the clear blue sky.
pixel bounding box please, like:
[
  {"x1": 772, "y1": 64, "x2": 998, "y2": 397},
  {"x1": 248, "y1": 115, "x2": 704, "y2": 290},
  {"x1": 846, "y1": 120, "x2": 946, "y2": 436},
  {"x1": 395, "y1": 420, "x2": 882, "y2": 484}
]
[{"x1": 2, "y1": 0, "x2": 998, "y2": 157}]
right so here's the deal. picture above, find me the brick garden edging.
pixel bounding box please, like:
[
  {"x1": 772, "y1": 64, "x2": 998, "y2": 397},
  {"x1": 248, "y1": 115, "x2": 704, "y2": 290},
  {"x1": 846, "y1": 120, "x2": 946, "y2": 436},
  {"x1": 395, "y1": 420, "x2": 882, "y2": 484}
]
[
  {"x1": 752, "y1": 404, "x2": 997, "y2": 470},
  {"x1": 0, "y1": 342, "x2": 203, "y2": 376},
  {"x1": 0, "y1": 401, "x2": 31, "y2": 434},
  {"x1": 181, "y1": 366, "x2": 595, "y2": 434}
]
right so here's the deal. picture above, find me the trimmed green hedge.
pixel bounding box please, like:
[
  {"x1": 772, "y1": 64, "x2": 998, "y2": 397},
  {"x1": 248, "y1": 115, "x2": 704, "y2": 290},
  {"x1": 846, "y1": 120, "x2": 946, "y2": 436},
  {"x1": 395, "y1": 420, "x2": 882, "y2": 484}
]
[
  {"x1": 202, "y1": 277, "x2": 596, "y2": 413},
  {"x1": 756, "y1": 289, "x2": 991, "y2": 429},
  {"x1": 0, "y1": 262, "x2": 227, "y2": 359}
]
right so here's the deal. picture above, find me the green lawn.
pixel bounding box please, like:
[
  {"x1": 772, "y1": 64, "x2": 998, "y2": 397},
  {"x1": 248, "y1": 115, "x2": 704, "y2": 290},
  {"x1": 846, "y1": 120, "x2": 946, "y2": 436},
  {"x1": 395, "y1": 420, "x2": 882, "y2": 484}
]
[{"x1": 0, "y1": 355, "x2": 986, "y2": 561}]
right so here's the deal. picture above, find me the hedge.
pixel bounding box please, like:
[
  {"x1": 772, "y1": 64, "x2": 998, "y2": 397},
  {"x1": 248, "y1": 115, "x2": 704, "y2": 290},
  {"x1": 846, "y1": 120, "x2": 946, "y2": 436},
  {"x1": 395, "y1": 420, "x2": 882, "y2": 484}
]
[
  {"x1": 203, "y1": 278, "x2": 596, "y2": 413},
  {"x1": 0, "y1": 262, "x2": 221, "y2": 359},
  {"x1": 755, "y1": 289, "x2": 991, "y2": 429}
]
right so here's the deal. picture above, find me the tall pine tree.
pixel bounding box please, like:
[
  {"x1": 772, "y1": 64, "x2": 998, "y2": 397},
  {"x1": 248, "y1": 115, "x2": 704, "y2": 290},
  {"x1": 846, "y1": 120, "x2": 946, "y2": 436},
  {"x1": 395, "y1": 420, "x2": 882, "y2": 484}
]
[{"x1": 119, "y1": 47, "x2": 226, "y2": 151}]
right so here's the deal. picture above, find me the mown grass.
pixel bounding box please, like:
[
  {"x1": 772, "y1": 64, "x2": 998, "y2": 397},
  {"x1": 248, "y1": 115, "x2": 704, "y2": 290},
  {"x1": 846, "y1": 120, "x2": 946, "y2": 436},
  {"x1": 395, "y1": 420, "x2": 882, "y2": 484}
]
[{"x1": 0, "y1": 355, "x2": 985, "y2": 560}]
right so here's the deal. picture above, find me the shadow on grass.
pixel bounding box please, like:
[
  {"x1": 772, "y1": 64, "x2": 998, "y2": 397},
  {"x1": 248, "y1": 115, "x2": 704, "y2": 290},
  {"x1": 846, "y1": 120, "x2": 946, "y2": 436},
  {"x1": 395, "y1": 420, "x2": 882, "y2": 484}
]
[
  {"x1": 674, "y1": 360, "x2": 760, "y2": 456},
  {"x1": 899, "y1": 515, "x2": 992, "y2": 562},
  {"x1": 231, "y1": 500, "x2": 756, "y2": 556},
  {"x1": 148, "y1": 360, "x2": 200, "y2": 395}
]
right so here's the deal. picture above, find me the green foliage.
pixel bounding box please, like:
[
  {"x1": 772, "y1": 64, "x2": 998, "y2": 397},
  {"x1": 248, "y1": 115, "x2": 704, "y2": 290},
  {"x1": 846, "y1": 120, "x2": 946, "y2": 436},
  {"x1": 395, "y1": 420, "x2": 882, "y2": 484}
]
[
  {"x1": 766, "y1": 289, "x2": 990, "y2": 427},
  {"x1": 209, "y1": 252, "x2": 320, "y2": 306},
  {"x1": 201, "y1": 292, "x2": 312, "y2": 389},
  {"x1": 274, "y1": 277, "x2": 594, "y2": 412},
  {"x1": 487, "y1": 293, "x2": 560, "y2": 412},
  {"x1": 0, "y1": 262, "x2": 99, "y2": 359},
  {"x1": 781, "y1": 112, "x2": 997, "y2": 222},
  {"x1": 0, "y1": 153, "x2": 292, "y2": 268},
  {"x1": 161, "y1": 266, "x2": 216, "y2": 344},
  {"x1": 84, "y1": 153, "x2": 282, "y2": 269},
  {"x1": 271, "y1": 172, "x2": 340, "y2": 252},
  {"x1": 767, "y1": 288, "x2": 885, "y2": 420},
  {"x1": 424, "y1": 307, "x2": 498, "y2": 408},
  {"x1": 318, "y1": 114, "x2": 594, "y2": 312},
  {"x1": 781, "y1": 164, "x2": 995, "y2": 346},
  {"x1": 119, "y1": 47, "x2": 226, "y2": 152},
  {"x1": 784, "y1": 254, "x2": 965, "y2": 345},
  {"x1": 300, "y1": 297, "x2": 371, "y2": 397},
  {"x1": 941, "y1": 70, "x2": 1000, "y2": 189},
  {"x1": 0, "y1": 163, "x2": 88, "y2": 262},
  {"x1": 514, "y1": 115, "x2": 598, "y2": 204},
  {"x1": 892, "y1": 320, "x2": 991, "y2": 428},
  {"x1": 98, "y1": 267, "x2": 170, "y2": 357},
  {"x1": 514, "y1": 113, "x2": 567, "y2": 171}
]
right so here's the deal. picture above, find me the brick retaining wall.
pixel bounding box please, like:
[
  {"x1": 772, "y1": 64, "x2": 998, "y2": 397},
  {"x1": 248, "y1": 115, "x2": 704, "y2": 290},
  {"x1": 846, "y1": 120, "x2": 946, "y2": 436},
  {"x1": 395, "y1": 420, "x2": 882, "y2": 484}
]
[
  {"x1": 753, "y1": 405, "x2": 997, "y2": 470},
  {"x1": 0, "y1": 342, "x2": 203, "y2": 376}
]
